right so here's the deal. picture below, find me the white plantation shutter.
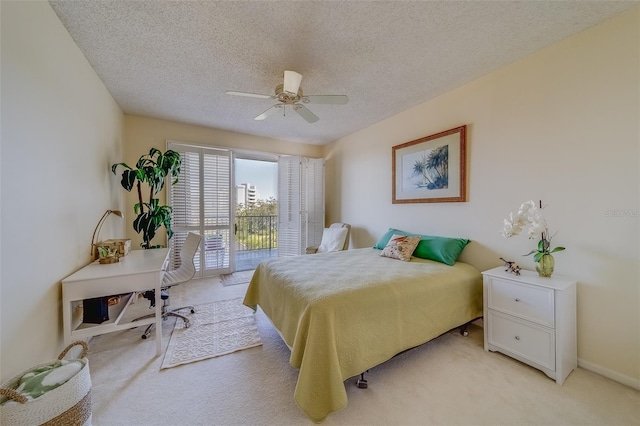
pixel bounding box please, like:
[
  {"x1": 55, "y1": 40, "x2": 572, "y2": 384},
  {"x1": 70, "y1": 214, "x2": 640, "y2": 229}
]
[
  {"x1": 168, "y1": 142, "x2": 232, "y2": 276},
  {"x1": 202, "y1": 151, "x2": 231, "y2": 272},
  {"x1": 277, "y1": 156, "x2": 301, "y2": 257},
  {"x1": 277, "y1": 156, "x2": 324, "y2": 256},
  {"x1": 168, "y1": 148, "x2": 201, "y2": 270},
  {"x1": 305, "y1": 158, "x2": 325, "y2": 250}
]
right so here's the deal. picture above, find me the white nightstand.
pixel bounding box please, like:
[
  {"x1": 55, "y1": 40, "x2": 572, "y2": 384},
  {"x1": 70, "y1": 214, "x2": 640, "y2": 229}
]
[{"x1": 482, "y1": 266, "x2": 577, "y2": 385}]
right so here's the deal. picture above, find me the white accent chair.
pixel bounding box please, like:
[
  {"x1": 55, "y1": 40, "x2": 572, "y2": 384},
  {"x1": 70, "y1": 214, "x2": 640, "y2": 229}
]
[
  {"x1": 134, "y1": 232, "x2": 202, "y2": 339},
  {"x1": 306, "y1": 223, "x2": 351, "y2": 254}
]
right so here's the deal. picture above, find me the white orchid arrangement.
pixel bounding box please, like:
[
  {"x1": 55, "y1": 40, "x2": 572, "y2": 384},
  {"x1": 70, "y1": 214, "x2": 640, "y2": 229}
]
[{"x1": 501, "y1": 200, "x2": 565, "y2": 262}]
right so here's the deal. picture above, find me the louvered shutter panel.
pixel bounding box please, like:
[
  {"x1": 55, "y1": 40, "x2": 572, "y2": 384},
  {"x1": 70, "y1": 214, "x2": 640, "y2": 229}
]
[
  {"x1": 202, "y1": 150, "x2": 231, "y2": 271},
  {"x1": 277, "y1": 156, "x2": 301, "y2": 256},
  {"x1": 305, "y1": 158, "x2": 325, "y2": 250},
  {"x1": 168, "y1": 146, "x2": 201, "y2": 270},
  {"x1": 168, "y1": 142, "x2": 231, "y2": 275},
  {"x1": 277, "y1": 156, "x2": 324, "y2": 256}
]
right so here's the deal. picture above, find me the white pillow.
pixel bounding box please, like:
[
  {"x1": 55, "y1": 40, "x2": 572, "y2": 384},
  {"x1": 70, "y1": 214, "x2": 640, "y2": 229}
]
[{"x1": 317, "y1": 227, "x2": 349, "y2": 253}]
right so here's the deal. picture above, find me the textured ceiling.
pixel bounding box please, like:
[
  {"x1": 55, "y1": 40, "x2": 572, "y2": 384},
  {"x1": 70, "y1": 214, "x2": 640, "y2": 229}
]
[{"x1": 49, "y1": 1, "x2": 637, "y2": 145}]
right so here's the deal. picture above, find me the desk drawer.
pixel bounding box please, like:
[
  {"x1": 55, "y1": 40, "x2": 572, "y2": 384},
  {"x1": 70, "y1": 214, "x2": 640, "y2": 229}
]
[
  {"x1": 488, "y1": 310, "x2": 555, "y2": 371},
  {"x1": 488, "y1": 278, "x2": 554, "y2": 327}
]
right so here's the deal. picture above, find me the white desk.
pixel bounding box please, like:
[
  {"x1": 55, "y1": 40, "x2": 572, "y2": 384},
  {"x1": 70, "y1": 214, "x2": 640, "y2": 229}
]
[{"x1": 62, "y1": 248, "x2": 170, "y2": 356}]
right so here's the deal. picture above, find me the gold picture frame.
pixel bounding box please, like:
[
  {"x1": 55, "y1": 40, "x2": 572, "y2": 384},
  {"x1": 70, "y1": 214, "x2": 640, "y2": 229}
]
[{"x1": 392, "y1": 125, "x2": 467, "y2": 203}]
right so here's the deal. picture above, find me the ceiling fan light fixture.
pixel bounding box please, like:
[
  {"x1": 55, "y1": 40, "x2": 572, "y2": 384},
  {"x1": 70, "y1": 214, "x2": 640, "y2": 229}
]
[
  {"x1": 275, "y1": 84, "x2": 302, "y2": 103},
  {"x1": 283, "y1": 70, "x2": 302, "y2": 95},
  {"x1": 228, "y1": 70, "x2": 348, "y2": 124}
]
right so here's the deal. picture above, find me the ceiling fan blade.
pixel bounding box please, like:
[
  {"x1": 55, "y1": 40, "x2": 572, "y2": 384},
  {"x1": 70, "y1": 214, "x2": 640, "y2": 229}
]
[
  {"x1": 254, "y1": 105, "x2": 281, "y2": 121},
  {"x1": 295, "y1": 105, "x2": 319, "y2": 123},
  {"x1": 283, "y1": 70, "x2": 302, "y2": 94},
  {"x1": 305, "y1": 95, "x2": 349, "y2": 105},
  {"x1": 226, "y1": 90, "x2": 273, "y2": 99}
]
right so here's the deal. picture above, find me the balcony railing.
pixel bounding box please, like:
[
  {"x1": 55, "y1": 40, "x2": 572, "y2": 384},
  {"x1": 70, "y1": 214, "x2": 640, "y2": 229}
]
[
  {"x1": 235, "y1": 214, "x2": 277, "y2": 270},
  {"x1": 235, "y1": 215, "x2": 277, "y2": 252}
]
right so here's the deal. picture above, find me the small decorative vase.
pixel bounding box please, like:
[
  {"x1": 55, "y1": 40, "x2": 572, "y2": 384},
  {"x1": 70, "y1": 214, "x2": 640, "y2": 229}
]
[{"x1": 535, "y1": 254, "x2": 555, "y2": 277}]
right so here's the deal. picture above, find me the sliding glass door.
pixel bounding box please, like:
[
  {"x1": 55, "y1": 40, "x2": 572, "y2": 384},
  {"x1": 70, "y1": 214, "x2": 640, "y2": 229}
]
[
  {"x1": 167, "y1": 144, "x2": 325, "y2": 275},
  {"x1": 168, "y1": 142, "x2": 233, "y2": 277},
  {"x1": 234, "y1": 156, "x2": 279, "y2": 271}
]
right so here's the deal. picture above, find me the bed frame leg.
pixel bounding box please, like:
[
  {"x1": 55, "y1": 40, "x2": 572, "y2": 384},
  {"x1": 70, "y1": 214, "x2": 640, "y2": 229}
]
[
  {"x1": 356, "y1": 371, "x2": 368, "y2": 389},
  {"x1": 460, "y1": 322, "x2": 471, "y2": 337}
]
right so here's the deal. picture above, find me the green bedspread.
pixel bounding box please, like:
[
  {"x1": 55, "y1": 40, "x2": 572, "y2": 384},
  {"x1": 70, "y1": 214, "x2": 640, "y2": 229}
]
[{"x1": 243, "y1": 248, "x2": 483, "y2": 422}]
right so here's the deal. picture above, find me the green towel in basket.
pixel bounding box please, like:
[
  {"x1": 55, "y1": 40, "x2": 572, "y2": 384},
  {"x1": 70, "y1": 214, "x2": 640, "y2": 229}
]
[{"x1": 1, "y1": 359, "x2": 85, "y2": 405}]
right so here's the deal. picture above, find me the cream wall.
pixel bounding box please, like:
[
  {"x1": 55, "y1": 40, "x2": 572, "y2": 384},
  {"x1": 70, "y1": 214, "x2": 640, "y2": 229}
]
[
  {"x1": 121, "y1": 115, "x2": 322, "y2": 248},
  {"x1": 325, "y1": 8, "x2": 640, "y2": 388},
  {"x1": 1, "y1": 2, "x2": 124, "y2": 382}
]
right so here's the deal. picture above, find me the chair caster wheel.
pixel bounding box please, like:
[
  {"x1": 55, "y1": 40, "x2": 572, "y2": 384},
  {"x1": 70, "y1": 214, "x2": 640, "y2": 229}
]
[
  {"x1": 141, "y1": 334, "x2": 148, "y2": 340},
  {"x1": 356, "y1": 379, "x2": 368, "y2": 389},
  {"x1": 462, "y1": 330, "x2": 469, "y2": 337},
  {"x1": 190, "y1": 309, "x2": 195, "y2": 314}
]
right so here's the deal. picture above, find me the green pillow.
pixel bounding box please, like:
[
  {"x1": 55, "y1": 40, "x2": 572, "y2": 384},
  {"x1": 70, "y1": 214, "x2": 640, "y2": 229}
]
[
  {"x1": 413, "y1": 235, "x2": 469, "y2": 266},
  {"x1": 374, "y1": 228, "x2": 469, "y2": 266}
]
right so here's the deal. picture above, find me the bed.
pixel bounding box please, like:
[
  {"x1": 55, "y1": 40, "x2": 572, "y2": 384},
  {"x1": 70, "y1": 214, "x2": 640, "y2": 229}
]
[{"x1": 242, "y1": 247, "x2": 483, "y2": 421}]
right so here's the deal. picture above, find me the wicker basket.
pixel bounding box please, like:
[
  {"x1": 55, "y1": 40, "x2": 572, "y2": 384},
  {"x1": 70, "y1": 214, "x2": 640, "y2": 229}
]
[{"x1": 0, "y1": 341, "x2": 92, "y2": 426}]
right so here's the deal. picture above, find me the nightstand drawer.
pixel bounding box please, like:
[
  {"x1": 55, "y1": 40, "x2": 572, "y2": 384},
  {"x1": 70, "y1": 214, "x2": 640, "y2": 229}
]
[
  {"x1": 488, "y1": 310, "x2": 555, "y2": 371},
  {"x1": 488, "y1": 278, "x2": 554, "y2": 327}
]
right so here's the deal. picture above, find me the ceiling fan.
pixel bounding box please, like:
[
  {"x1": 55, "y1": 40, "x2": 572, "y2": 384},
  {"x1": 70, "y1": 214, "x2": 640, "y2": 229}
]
[{"x1": 226, "y1": 70, "x2": 348, "y2": 123}]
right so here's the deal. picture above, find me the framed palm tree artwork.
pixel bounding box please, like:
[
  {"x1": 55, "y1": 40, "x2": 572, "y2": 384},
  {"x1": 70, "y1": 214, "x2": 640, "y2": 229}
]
[{"x1": 392, "y1": 125, "x2": 467, "y2": 203}]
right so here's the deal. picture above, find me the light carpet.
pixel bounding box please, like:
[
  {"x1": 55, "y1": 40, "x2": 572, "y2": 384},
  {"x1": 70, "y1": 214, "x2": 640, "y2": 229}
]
[
  {"x1": 220, "y1": 270, "x2": 255, "y2": 287},
  {"x1": 161, "y1": 297, "x2": 261, "y2": 369},
  {"x1": 86, "y1": 278, "x2": 640, "y2": 425}
]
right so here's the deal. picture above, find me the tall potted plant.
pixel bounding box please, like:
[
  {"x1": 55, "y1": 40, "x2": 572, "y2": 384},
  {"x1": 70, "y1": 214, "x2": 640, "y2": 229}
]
[{"x1": 111, "y1": 148, "x2": 181, "y2": 249}]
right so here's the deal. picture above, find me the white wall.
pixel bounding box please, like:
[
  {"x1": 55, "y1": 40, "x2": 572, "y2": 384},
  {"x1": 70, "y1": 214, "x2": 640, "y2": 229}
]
[
  {"x1": 0, "y1": 1, "x2": 124, "y2": 382},
  {"x1": 324, "y1": 7, "x2": 640, "y2": 388}
]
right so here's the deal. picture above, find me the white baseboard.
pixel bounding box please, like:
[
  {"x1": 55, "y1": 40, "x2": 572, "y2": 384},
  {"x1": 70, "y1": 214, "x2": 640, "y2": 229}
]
[{"x1": 578, "y1": 358, "x2": 640, "y2": 390}]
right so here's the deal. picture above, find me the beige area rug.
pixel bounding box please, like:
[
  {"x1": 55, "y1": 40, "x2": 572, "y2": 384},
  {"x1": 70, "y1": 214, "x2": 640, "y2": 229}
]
[
  {"x1": 161, "y1": 297, "x2": 261, "y2": 369},
  {"x1": 220, "y1": 270, "x2": 254, "y2": 287}
]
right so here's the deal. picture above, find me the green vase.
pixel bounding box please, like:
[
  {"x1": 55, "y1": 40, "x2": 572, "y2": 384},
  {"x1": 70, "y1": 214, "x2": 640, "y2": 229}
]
[{"x1": 535, "y1": 254, "x2": 555, "y2": 277}]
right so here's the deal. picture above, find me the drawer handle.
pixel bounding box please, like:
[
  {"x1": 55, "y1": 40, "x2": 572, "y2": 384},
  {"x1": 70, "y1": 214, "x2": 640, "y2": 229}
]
[{"x1": 515, "y1": 336, "x2": 521, "y2": 341}]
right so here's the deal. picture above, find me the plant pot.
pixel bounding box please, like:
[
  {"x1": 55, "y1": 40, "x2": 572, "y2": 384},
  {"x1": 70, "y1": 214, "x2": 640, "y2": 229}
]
[{"x1": 535, "y1": 254, "x2": 555, "y2": 278}]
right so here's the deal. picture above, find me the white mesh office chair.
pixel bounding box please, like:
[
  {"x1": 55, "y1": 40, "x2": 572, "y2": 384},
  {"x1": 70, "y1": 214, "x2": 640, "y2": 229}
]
[
  {"x1": 306, "y1": 223, "x2": 351, "y2": 254},
  {"x1": 134, "y1": 232, "x2": 202, "y2": 339}
]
